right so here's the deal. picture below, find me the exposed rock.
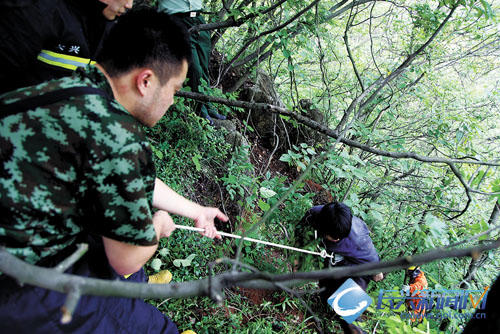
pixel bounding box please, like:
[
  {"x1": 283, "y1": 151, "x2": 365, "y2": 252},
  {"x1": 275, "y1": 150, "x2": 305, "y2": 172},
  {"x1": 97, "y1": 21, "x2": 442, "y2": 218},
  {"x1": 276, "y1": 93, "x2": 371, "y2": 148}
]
[
  {"x1": 296, "y1": 99, "x2": 327, "y2": 144},
  {"x1": 240, "y1": 70, "x2": 287, "y2": 149},
  {"x1": 213, "y1": 119, "x2": 249, "y2": 149},
  {"x1": 240, "y1": 71, "x2": 327, "y2": 150}
]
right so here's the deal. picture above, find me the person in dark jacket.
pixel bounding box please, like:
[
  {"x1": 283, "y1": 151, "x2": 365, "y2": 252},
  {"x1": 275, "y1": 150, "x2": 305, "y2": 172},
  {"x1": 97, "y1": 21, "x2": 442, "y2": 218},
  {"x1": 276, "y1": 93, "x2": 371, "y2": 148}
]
[
  {"x1": 0, "y1": 0, "x2": 133, "y2": 94},
  {"x1": 299, "y1": 202, "x2": 383, "y2": 334}
]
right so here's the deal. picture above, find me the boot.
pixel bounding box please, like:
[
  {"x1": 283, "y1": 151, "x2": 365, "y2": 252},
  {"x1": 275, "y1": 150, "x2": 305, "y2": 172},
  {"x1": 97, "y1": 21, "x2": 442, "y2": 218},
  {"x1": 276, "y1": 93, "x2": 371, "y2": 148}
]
[{"x1": 148, "y1": 269, "x2": 172, "y2": 284}]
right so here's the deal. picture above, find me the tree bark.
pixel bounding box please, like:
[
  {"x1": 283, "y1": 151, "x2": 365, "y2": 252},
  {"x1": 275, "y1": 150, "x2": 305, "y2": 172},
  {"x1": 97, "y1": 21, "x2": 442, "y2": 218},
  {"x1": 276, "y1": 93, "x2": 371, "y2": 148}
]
[{"x1": 459, "y1": 200, "x2": 500, "y2": 289}]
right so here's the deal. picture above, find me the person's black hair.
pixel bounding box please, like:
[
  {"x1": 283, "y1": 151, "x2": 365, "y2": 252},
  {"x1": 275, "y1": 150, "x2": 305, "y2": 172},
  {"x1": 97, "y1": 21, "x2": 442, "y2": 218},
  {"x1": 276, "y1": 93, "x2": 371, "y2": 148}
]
[
  {"x1": 315, "y1": 202, "x2": 352, "y2": 240},
  {"x1": 96, "y1": 8, "x2": 191, "y2": 84}
]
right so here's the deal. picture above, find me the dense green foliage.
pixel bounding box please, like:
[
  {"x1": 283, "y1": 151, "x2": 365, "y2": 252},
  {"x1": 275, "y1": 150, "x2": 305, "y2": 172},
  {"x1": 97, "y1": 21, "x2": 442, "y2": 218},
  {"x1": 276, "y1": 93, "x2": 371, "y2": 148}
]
[{"x1": 146, "y1": 1, "x2": 499, "y2": 333}]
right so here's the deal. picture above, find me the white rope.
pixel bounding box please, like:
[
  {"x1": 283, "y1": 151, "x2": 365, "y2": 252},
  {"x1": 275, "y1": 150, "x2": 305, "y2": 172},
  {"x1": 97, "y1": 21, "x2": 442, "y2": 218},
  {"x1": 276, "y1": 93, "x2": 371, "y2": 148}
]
[{"x1": 174, "y1": 224, "x2": 333, "y2": 258}]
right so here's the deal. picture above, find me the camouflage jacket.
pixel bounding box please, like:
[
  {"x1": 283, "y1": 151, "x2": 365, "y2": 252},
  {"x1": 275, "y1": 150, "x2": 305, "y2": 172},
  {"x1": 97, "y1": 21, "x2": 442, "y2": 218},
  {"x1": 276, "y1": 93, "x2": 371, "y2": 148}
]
[{"x1": 0, "y1": 66, "x2": 157, "y2": 265}]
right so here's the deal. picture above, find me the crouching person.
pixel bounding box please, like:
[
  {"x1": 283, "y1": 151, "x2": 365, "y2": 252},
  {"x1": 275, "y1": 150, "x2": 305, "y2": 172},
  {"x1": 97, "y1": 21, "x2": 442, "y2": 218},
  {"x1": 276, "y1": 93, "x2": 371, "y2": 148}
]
[
  {"x1": 299, "y1": 202, "x2": 383, "y2": 333},
  {"x1": 0, "y1": 9, "x2": 226, "y2": 334}
]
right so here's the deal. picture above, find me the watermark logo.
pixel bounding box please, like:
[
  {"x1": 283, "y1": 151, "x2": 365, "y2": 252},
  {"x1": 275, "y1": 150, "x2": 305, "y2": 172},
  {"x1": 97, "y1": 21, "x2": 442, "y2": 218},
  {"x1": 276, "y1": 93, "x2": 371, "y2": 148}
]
[
  {"x1": 376, "y1": 286, "x2": 489, "y2": 312},
  {"x1": 327, "y1": 278, "x2": 373, "y2": 323},
  {"x1": 375, "y1": 286, "x2": 489, "y2": 322}
]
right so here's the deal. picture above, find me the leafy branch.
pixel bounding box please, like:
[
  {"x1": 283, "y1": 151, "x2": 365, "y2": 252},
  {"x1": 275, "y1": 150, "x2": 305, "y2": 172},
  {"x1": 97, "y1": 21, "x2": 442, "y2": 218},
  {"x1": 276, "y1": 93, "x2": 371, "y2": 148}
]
[
  {"x1": 177, "y1": 88, "x2": 499, "y2": 218},
  {"x1": 335, "y1": 1, "x2": 459, "y2": 131},
  {"x1": 221, "y1": 0, "x2": 322, "y2": 79},
  {"x1": 189, "y1": 0, "x2": 289, "y2": 33},
  {"x1": 176, "y1": 91, "x2": 498, "y2": 171}
]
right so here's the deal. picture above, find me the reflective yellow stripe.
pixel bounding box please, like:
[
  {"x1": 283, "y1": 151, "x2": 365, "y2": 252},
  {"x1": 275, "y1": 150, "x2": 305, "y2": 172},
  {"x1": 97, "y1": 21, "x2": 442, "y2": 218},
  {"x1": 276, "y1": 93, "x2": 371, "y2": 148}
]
[
  {"x1": 37, "y1": 54, "x2": 77, "y2": 70},
  {"x1": 42, "y1": 50, "x2": 93, "y2": 64},
  {"x1": 37, "y1": 49, "x2": 95, "y2": 71}
]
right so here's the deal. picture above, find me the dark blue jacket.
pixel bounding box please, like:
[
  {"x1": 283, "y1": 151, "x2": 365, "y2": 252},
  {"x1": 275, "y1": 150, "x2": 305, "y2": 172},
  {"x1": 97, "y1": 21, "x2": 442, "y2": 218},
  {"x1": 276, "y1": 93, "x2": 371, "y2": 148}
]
[{"x1": 307, "y1": 205, "x2": 380, "y2": 266}]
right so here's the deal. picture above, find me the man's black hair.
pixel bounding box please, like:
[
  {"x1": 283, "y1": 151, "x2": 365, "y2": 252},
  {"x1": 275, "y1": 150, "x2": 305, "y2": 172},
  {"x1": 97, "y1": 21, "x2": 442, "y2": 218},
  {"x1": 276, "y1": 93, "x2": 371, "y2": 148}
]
[
  {"x1": 316, "y1": 202, "x2": 352, "y2": 240},
  {"x1": 96, "y1": 8, "x2": 191, "y2": 84}
]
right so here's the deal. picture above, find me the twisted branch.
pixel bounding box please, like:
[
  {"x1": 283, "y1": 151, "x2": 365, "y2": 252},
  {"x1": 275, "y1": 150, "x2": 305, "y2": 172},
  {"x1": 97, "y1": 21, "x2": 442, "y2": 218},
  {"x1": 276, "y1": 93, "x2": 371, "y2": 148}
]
[{"x1": 0, "y1": 238, "x2": 498, "y2": 299}]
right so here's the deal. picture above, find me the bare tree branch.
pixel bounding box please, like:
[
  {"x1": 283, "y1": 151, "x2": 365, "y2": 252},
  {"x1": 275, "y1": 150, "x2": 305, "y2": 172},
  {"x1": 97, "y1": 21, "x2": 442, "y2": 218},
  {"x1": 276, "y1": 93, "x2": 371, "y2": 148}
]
[
  {"x1": 344, "y1": 6, "x2": 365, "y2": 91},
  {"x1": 61, "y1": 285, "x2": 82, "y2": 324},
  {"x1": 54, "y1": 243, "x2": 88, "y2": 273},
  {"x1": 1, "y1": 238, "x2": 498, "y2": 300},
  {"x1": 225, "y1": 0, "x2": 364, "y2": 74},
  {"x1": 190, "y1": 0, "x2": 289, "y2": 33},
  {"x1": 176, "y1": 91, "x2": 500, "y2": 169},
  {"x1": 177, "y1": 88, "x2": 498, "y2": 218},
  {"x1": 221, "y1": 0, "x2": 322, "y2": 79},
  {"x1": 335, "y1": 1, "x2": 458, "y2": 132}
]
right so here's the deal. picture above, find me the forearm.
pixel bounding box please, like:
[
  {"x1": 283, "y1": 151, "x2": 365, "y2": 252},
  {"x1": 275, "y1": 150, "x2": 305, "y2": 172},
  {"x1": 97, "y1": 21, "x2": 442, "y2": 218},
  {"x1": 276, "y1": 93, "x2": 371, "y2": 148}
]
[
  {"x1": 102, "y1": 237, "x2": 158, "y2": 275},
  {"x1": 102, "y1": 211, "x2": 175, "y2": 275},
  {"x1": 153, "y1": 178, "x2": 228, "y2": 239}
]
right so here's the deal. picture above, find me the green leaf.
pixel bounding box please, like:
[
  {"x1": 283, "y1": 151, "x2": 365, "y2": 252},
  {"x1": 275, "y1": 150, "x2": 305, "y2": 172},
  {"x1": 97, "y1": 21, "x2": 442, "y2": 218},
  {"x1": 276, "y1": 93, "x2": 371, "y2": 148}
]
[
  {"x1": 480, "y1": 0, "x2": 494, "y2": 19},
  {"x1": 258, "y1": 199, "x2": 271, "y2": 212},
  {"x1": 306, "y1": 148, "x2": 316, "y2": 155},
  {"x1": 279, "y1": 154, "x2": 292, "y2": 163},
  {"x1": 185, "y1": 253, "x2": 196, "y2": 262},
  {"x1": 259, "y1": 187, "x2": 277, "y2": 199},
  {"x1": 491, "y1": 179, "x2": 500, "y2": 201},
  {"x1": 426, "y1": 273, "x2": 438, "y2": 285},
  {"x1": 426, "y1": 214, "x2": 449, "y2": 245},
  {"x1": 331, "y1": 166, "x2": 347, "y2": 178},
  {"x1": 173, "y1": 254, "x2": 197, "y2": 267},
  {"x1": 150, "y1": 258, "x2": 162, "y2": 271},
  {"x1": 351, "y1": 167, "x2": 369, "y2": 179},
  {"x1": 152, "y1": 146, "x2": 163, "y2": 160},
  {"x1": 158, "y1": 248, "x2": 169, "y2": 257},
  {"x1": 192, "y1": 154, "x2": 201, "y2": 172}
]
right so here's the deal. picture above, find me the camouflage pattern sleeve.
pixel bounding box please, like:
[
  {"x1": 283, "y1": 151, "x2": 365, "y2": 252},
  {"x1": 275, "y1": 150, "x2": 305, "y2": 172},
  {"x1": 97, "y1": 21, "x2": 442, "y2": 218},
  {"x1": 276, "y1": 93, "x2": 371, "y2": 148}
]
[
  {"x1": 82, "y1": 142, "x2": 158, "y2": 246},
  {"x1": 80, "y1": 100, "x2": 158, "y2": 247},
  {"x1": 0, "y1": 71, "x2": 158, "y2": 265}
]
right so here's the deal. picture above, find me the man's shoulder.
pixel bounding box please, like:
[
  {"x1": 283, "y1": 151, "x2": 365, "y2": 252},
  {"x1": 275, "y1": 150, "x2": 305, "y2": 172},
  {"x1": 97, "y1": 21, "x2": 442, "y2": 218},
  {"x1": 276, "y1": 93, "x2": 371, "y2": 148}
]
[
  {"x1": 1, "y1": 69, "x2": 124, "y2": 116},
  {"x1": 0, "y1": 71, "x2": 141, "y2": 145},
  {"x1": 347, "y1": 217, "x2": 374, "y2": 245},
  {"x1": 1, "y1": 73, "x2": 90, "y2": 103}
]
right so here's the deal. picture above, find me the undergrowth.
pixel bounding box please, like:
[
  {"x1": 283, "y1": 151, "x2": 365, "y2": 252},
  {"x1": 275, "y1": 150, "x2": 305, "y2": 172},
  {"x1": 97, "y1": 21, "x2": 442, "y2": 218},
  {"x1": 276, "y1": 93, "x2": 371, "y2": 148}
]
[{"x1": 144, "y1": 103, "x2": 498, "y2": 333}]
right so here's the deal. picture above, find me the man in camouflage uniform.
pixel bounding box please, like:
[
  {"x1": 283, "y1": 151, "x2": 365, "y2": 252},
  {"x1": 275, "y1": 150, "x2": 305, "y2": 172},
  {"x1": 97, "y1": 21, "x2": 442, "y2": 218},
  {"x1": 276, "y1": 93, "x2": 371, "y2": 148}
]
[{"x1": 0, "y1": 9, "x2": 226, "y2": 334}]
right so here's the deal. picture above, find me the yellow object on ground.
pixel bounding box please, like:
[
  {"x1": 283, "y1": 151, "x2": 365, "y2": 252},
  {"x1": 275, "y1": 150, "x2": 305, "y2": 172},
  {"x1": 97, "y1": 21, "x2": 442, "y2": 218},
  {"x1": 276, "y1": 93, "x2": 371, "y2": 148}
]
[
  {"x1": 148, "y1": 269, "x2": 173, "y2": 284},
  {"x1": 180, "y1": 331, "x2": 197, "y2": 334}
]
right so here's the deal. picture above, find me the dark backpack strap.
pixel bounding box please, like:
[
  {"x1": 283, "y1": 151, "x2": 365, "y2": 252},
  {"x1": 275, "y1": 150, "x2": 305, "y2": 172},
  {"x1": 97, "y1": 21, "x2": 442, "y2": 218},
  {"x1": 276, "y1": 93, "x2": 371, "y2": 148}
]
[{"x1": 0, "y1": 86, "x2": 108, "y2": 118}]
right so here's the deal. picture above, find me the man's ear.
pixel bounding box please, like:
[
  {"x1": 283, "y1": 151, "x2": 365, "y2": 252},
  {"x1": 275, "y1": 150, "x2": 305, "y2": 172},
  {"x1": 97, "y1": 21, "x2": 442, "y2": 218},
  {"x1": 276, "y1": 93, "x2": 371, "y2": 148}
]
[{"x1": 135, "y1": 69, "x2": 156, "y2": 97}]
